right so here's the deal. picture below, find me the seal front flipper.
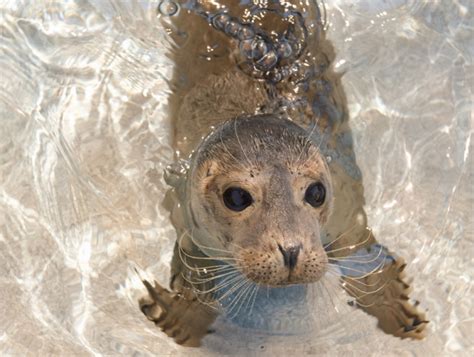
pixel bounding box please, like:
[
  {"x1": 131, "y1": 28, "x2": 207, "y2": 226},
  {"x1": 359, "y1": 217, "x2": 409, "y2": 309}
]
[
  {"x1": 360, "y1": 254, "x2": 428, "y2": 339},
  {"x1": 139, "y1": 279, "x2": 218, "y2": 347},
  {"x1": 338, "y1": 246, "x2": 429, "y2": 339}
]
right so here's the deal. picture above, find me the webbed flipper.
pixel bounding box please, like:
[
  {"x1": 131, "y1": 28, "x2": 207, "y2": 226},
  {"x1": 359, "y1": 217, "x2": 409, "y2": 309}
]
[
  {"x1": 349, "y1": 255, "x2": 428, "y2": 339},
  {"x1": 336, "y1": 243, "x2": 428, "y2": 339},
  {"x1": 139, "y1": 279, "x2": 218, "y2": 347}
]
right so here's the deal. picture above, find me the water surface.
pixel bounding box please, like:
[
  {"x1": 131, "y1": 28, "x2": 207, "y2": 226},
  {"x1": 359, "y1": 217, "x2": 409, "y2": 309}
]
[{"x1": 0, "y1": 0, "x2": 472, "y2": 355}]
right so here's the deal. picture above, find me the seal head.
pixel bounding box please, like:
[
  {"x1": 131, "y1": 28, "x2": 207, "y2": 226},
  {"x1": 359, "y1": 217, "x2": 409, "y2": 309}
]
[{"x1": 186, "y1": 115, "x2": 333, "y2": 286}]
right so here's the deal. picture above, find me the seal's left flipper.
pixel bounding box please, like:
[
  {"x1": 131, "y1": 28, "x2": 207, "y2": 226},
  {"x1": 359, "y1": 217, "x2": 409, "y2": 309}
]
[
  {"x1": 139, "y1": 280, "x2": 218, "y2": 347},
  {"x1": 340, "y1": 249, "x2": 429, "y2": 339},
  {"x1": 363, "y1": 255, "x2": 428, "y2": 339}
]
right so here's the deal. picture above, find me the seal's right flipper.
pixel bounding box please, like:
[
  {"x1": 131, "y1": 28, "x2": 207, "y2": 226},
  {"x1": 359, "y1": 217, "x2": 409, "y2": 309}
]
[{"x1": 139, "y1": 279, "x2": 218, "y2": 347}]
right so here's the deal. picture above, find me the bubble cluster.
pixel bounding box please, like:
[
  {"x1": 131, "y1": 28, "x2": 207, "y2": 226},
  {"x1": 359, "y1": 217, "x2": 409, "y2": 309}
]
[
  {"x1": 209, "y1": 9, "x2": 311, "y2": 83},
  {"x1": 158, "y1": 0, "x2": 178, "y2": 17}
]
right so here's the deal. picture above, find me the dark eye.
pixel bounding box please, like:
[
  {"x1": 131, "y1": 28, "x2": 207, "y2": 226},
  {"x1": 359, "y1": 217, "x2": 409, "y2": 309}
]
[
  {"x1": 223, "y1": 187, "x2": 253, "y2": 212},
  {"x1": 304, "y1": 182, "x2": 326, "y2": 208}
]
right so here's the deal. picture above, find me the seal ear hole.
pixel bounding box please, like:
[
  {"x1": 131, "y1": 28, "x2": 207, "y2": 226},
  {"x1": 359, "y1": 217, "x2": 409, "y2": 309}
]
[
  {"x1": 222, "y1": 187, "x2": 253, "y2": 211},
  {"x1": 304, "y1": 182, "x2": 326, "y2": 208}
]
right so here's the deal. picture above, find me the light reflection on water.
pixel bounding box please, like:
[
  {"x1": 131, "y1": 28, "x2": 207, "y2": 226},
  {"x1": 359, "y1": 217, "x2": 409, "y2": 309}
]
[{"x1": 0, "y1": 0, "x2": 472, "y2": 355}]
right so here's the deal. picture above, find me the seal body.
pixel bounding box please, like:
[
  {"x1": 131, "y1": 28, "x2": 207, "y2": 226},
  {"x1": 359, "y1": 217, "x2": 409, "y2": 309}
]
[{"x1": 139, "y1": 0, "x2": 427, "y2": 346}]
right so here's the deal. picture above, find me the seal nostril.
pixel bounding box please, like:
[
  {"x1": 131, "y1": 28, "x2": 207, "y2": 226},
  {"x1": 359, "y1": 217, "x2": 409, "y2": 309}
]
[{"x1": 277, "y1": 244, "x2": 301, "y2": 270}]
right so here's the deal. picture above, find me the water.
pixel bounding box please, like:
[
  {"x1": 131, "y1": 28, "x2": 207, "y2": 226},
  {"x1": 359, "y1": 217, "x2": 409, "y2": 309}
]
[{"x1": 0, "y1": 0, "x2": 472, "y2": 355}]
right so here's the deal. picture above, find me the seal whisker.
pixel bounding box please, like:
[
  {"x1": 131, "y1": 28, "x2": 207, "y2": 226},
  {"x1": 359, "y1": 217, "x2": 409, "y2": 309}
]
[
  {"x1": 328, "y1": 262, "x2": 388, "y2": 298},
  {"x1": 189, "y1": 264, "x2": 235, "y2": 273},
  {"x1": 328, "y1": 251, "x2": 382, "y2": 262},
  {"x1": 181, "y1": 264, "x2": 233, "y2": 276},
  {"x1": 182, "y1": 281, "x2": 221, "y2": 310},
  {"x1": 342, "y1": 274, "x2": 384, "y2": 288},
  {"x1": 195, "y1": 297, "x2": 220, "y2": 311},
  {"x1": 326, "y1": 268, "x2": 390, "y2": 297},
  {"x1": 321, "y1": 280, "x2": 338, "y2": 311},
  {"x1": 178, "y1": 236, "x2": 250, "y2": 278},
  {"x1": 178, "y1": 252, "x2": 240, "y2": 281},
  {"x1": 326, "y1": 265, "x2": 384, "y2": 287},
  {"x1": 232, "y1": 281, "x2": 257, "y2": 318},
  {"x1": 248, "y1": 284, "x2": 259, "y2": 316},
  {"x1": 341, "y1": 279, "x2": 388, "y2": 301},
  {"x1": 323, "y1": 224, "x2": 358, "y2": 249},
  {"x1": 187, "y1": 268, "x2": 242, "y2": 284},
  {"x1": 326, "y1": 268, "x2": 385, "y2": 290},
  {"x1": 182, "y1": 269, "x2": 244, "y2": 310},
  {"x1": 177, "y1": 240, "x2": 240, "y2": 281},
  {"x1": 324, "y1": 228, "x2": 373, "y2": 255},
  {"x1": 328, "y1": 244, "x2": 385, "y2": 264},
  {"x1": 244, "y1": 283, "x2": 258, "y2": 312},
  {"x1": 326, "y1": 256, "x2": 386, "y2": 279},
  {"x1": 348, "y1": 299, "x2": 378, "y2": 308},
  {"x1": 194, "y1": 265, "x2": 237, "y2": 277},
  {"x1": 176, "y1": 238, "x2": 217, "y2": 272},
  {"x1": 213, "y1": 277, "x2": 250, "y2": 307},
  {"x1": 225, "y1": 281, "x2": 254, "y2": 319},
  {"x1": 184, "y1": 272, "x2": 243, "y2": 295},
  {"x1": 225, "y1": 282, "x2": 251, "y2": 317},
  {"x1": 177, "y1": 247, "x2": 207, "y2": 273},
  {"x1": 319, "y1": 278, "x2": 341, "y2": 314}
]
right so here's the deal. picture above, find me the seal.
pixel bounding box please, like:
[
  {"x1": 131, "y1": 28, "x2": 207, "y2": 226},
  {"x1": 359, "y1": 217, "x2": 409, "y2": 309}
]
[{"x1": 139, "y1": 0, "x2": 428, "y2": 347}]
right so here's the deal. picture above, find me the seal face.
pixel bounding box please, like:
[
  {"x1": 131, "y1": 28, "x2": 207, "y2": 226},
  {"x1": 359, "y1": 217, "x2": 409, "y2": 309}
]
[{"x1": 187, "y1": 115, "x2": 333, "y2": 286}]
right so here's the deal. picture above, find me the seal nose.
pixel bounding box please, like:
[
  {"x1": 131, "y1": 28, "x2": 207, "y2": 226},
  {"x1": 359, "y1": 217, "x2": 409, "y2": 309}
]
[{"x1": 278, "y1": 244, "x2": 301, "y2": 270}]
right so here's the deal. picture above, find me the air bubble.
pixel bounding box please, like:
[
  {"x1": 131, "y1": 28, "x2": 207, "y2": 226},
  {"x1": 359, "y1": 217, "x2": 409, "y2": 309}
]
[
  {"x1": 239, "y1": 39, "x2": 254, "y2": 59},
  {"x1": 238, "y1": 26, "x2": 255, "y2": 40},
  {"x1": 256, "y1": 50, "x2": 278, "y2": 71},
  {"x1": 212, "y1": 13, "x2": 231, "y2": 31},
  {"x1": 225, "y1": 20, "x2": 240, "y2": 37},
  {"x1": 158, "y1": 0, "x2": 178, "y2": 16},
  {"x1": 268, "y1": 71, "x2": 282, "y2": 83},
  {"x1": 277, "y1": 40, "x2": 292, "y2": 59},
  {"x1": 251, "y1": 38, "x2": 270, "y2": 60}
]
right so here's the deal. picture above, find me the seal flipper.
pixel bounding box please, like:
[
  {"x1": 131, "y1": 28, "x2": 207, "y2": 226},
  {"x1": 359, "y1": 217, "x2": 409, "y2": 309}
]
[
  {"x1": 139, "y1": 279, "x2": 218, "y2": 347},
  {"x1": 339, "y1": 248, "x2": 428, "y2": 339},
  {"x1": 139, "y1": 236, "x2": 221, "y2": 347}
]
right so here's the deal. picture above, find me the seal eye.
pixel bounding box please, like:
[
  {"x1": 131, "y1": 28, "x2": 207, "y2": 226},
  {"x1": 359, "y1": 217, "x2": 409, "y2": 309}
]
[
  {"x1": 223, "y1": 187, "x2": 253, "y2": 212},
  {"x1": 305, "y1": 182, "x2": 326, "y2": 208}
]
